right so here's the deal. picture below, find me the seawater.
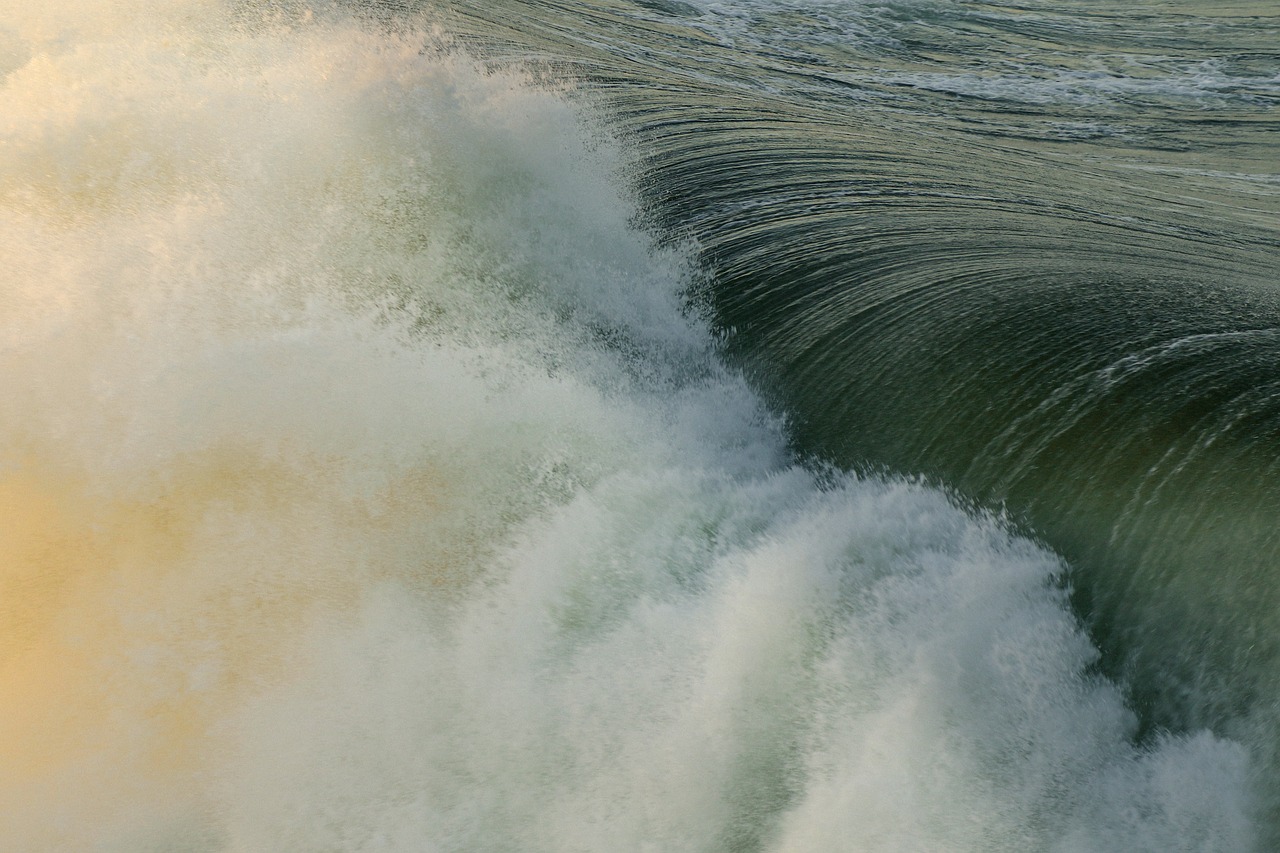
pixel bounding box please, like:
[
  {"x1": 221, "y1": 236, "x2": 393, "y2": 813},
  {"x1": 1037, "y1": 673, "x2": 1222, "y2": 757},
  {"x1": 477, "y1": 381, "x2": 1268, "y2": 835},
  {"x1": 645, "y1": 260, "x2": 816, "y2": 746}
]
[{"x1": 0, "y1": 1, "x2": 1267, "y2": 850}]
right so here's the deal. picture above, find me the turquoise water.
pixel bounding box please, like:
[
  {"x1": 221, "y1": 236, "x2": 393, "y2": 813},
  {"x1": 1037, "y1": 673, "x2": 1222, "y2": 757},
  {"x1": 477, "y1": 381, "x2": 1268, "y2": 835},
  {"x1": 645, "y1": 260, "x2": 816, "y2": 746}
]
[{"x1": 1, "y1": 1, "x2": 1276, "y2": 849}]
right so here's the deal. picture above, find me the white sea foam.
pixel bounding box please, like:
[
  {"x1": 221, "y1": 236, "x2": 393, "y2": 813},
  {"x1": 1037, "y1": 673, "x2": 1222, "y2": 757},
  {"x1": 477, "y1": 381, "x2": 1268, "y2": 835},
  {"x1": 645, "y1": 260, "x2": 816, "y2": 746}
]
[
  {"x1": 679, "y1": 0, "x2": 1279, "y2": 113},
  {"x1": 873, "y1": 60, "x2": 1280, "y2": 108},
  {"x1": 0, "y1": 1, "x2": 1259, "y2": 850}
]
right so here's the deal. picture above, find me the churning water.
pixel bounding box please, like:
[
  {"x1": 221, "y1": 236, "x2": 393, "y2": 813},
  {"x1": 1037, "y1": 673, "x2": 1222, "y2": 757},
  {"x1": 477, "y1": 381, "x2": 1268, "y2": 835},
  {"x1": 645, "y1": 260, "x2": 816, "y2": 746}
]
[{"x1": 2, "y1": 1, "x2": 1277, "y2": 850}]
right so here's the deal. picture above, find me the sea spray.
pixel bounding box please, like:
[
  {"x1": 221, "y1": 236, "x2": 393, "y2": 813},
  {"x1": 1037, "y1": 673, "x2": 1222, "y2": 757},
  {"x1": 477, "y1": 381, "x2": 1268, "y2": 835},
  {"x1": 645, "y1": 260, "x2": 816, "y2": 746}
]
[{"x1": 0, "y1": 1, "x2": 1261, "y2": 849}]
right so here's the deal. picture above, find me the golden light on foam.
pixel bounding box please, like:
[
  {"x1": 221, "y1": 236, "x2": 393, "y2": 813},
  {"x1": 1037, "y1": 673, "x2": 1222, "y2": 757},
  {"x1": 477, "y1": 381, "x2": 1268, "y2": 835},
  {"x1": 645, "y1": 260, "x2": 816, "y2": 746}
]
[
  {"x1": 0, "y1": 465, "x2": 105, "y2": 773},
  {"x1": 0, "y1": 447, "x2": 447, "y2": 846}
]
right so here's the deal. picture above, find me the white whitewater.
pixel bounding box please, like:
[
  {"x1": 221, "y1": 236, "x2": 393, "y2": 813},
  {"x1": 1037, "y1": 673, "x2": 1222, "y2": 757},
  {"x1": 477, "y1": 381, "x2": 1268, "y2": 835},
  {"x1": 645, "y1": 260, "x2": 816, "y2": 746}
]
[{"x1": 0, "y1": 2, "x2": 1258, "y2": 849}]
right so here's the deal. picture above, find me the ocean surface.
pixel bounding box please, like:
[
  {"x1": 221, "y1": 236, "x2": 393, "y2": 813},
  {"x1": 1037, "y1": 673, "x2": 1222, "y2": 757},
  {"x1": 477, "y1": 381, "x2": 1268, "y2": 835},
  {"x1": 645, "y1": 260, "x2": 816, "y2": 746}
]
[{"x1": 2, "y1": 0, "x2": 1278, "y2": 849}]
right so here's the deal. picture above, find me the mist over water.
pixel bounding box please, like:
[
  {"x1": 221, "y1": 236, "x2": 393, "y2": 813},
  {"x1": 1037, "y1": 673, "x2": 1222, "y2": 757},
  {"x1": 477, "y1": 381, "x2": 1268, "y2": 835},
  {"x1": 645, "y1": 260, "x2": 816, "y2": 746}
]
[{"x1": 0, "y1": 1, "x2": 1270, "y2": 850}]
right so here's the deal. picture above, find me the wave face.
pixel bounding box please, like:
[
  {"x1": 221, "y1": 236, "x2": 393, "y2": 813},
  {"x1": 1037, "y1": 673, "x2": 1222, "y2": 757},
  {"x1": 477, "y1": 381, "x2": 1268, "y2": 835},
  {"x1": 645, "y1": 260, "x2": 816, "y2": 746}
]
[{"x1": 0, "y1": 0, "x2": 1275, "y2": 850}]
